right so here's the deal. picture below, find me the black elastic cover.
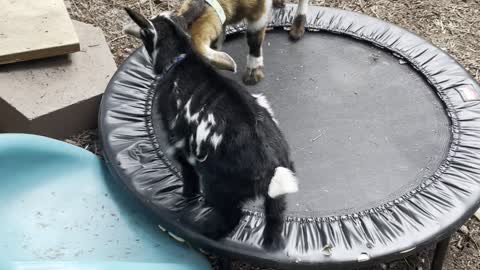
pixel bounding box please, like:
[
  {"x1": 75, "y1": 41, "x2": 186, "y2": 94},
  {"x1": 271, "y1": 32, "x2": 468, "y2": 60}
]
[{"x1": 100, "y1": 5, "x2": 480, "y2": 269}]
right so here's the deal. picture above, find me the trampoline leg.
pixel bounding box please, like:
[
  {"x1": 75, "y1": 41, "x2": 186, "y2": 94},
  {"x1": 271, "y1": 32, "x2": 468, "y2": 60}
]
[
  {"x1": 431, "y1": 236, "x2": 451, "y2": 270},
  {"x1": 219, "y1": 257, "x2": 232, "y2": 270}
]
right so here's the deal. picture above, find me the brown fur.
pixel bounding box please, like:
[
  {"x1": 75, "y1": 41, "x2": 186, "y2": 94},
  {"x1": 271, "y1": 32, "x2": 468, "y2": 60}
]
[{"x1": 178, "y1": 0, "x2": 271, "y2": 83}]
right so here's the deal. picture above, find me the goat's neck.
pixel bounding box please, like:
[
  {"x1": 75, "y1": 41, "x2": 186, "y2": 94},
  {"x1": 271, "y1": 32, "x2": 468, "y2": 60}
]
[
  {"x1": 152, "y1": 41, "x2": 190, "y2": 72},
  {"x1": 153, "y1": 53, "x2": 187, "y2": 79}
]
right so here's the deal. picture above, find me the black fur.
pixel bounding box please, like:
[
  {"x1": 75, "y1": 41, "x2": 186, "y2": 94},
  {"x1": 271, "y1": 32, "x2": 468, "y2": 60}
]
[
  {"x1": 126, "y1": 9, "x2": 296, "y2": 250},
  {"x1": 246, "y1": 31, "x2": 264, "y2": 58}
]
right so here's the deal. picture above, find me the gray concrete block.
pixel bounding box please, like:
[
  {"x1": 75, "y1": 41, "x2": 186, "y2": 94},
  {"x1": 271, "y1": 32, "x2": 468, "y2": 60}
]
[{"x1": 0, "y1": 20, "x2": 117, "y2": 139}]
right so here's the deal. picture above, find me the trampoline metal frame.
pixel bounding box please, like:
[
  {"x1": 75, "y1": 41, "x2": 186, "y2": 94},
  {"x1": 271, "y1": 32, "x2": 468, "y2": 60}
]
[{"x1": 217, "y1": 236, "x2": 451, "y2": 270}]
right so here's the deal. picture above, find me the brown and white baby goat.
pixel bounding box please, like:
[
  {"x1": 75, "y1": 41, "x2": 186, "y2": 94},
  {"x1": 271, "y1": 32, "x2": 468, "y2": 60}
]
[
  {"x1": 124, "y1": 7, "x2": 299, "y2": 249},
  {"x1": 125, "y1": 0, "x2": 309, "y2": 85}
]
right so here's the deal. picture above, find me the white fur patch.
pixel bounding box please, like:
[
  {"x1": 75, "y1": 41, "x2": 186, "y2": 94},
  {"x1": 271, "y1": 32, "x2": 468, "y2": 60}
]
[
  {"x1": 173, "y1": 79, "x2": 179, "y2": 92},
  {"x1": 169, "y1": 116, "x2": 177, "y2": 129},
  {"x1": 174, "y1": 139, "x2": 185, "y2": 148},
  {"x1": 247, "y1": 55, "x2": 264, "y2": 69},
  {"x1": 268, "y1": 167, "x2": 299, "y2": 198},
  {"x1": 184, "y1": 99, "x2": 200, "y2": 123},
  {"x1": 173, "y1": 80, "x2": 182, "y2": 108},
  {"x1": 170, "y1": 115, "x2": 178, "y2": 129},
  {"x1": 247, "y1": 0, "x2": 272, "y2": 32},
  {"x1": 189, "y1": 136, "x2": 194, "y2": 146},
  {"x1": 210, "y1": 133, "x2": 223, "y2": 149},
  {"x1": 165, "y1": 139, "x2": 185, "y2": 157},
  {"x1": 191, "y1": 112, "x2": 200, "y2": 123},
  {"x1": 296, "y1": 0, "x2": 309, "y2": 15},
  {"x1": 195, "y1": 120, "x2": 212, "y2": 156},
  {"x1": 207, "y1": 113, "x2": 216, "y2": 125},
  {"x1": 165, "y1": 146, "x2": 176, "y2": 157},
  {"x1": 159, "y1": 11, "x2": 173, "y2": 18},
  {"x1": 187, "y1": 155, "x2": 196, "y2": 165},
  {"x1": 252, "y1": 94, "x2": 273, "y2": 116},
  {"x1": 252, "y1": 93, "x2": 278, "y2": 124},
  {"x1": 147, "y1": 20, "x2": 159, "y2": 62}
]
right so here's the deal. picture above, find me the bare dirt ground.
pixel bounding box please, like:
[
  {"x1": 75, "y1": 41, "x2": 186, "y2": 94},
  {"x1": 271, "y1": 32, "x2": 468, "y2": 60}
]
[{"x1": 66, "y1": 0, "x2": 480, "y2": 269}]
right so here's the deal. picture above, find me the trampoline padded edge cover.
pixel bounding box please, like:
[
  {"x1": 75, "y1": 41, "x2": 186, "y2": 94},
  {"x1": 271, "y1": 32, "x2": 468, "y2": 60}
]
[{"x1": 100, "y1": 5, "x2": 480, "y2": 269}]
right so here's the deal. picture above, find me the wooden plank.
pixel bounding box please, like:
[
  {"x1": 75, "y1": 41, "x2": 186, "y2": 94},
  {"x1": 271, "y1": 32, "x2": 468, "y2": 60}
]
[
  {"x1": 0, "y1": 21, "x2": 116, "y2": 139},
  {"x1": 0, "y1": 0, "x2": 80, "y2": 65}
]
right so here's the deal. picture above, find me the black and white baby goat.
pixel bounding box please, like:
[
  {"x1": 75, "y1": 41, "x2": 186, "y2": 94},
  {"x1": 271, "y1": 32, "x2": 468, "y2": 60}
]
[{"x1": 125, "y1": 8, "x2": 298, "y2": 249}]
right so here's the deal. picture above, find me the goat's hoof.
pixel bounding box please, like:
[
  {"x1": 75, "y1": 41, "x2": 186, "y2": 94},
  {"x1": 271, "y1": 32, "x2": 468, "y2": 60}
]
[
  {"x1": 243, "y1": 67, "x2": 264, "y2": 85},
  {"x1": 273, "y1": 0, "x2": 286, "y2": 8},
  {"x1": 263, "y1": 235, "x2": 286, "y2": 251},
  {"x1": 289, "y1": 15, "x2": 306, "y2": 41}
]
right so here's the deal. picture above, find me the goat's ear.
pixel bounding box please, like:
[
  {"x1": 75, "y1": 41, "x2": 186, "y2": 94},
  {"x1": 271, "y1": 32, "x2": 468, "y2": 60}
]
[
  {"x1": 123, "y1": 23, "x2": 142, "y2": 39},
  {"x1": 124, "y1": 7, "x2": 150, "y2": 30}
]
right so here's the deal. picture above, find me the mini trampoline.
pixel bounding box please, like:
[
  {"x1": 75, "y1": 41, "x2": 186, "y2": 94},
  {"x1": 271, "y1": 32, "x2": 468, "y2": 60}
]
[{"x1": 99, "y1": 4, "x2": 480, "y2": 270}]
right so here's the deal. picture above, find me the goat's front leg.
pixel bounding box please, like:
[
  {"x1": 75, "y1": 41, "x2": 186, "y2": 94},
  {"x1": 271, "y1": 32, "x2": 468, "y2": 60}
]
[
  {"x1": 289, "y1": 0, "x2": 309, "y2": 41},
  {"x1": 272, "y1": 0, "x2": 285, "y2": 8},
  {"x1": 243, "y1": 22, "x2": 267, "y2": 85},
  {"x1": 263, "y1": 195, "x2": 287, "y2": 250}
]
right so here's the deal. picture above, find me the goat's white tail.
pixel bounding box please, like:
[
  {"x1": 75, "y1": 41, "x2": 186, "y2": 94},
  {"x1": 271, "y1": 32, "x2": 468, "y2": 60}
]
[{"x1": 268, "y1": 167, "x2": 299, "y2": 198}]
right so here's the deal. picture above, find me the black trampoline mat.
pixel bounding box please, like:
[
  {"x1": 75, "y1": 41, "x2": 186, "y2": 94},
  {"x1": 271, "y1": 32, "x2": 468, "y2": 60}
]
[{"x1": 221, "y1": 31, "x2": 451, "y2": 216}]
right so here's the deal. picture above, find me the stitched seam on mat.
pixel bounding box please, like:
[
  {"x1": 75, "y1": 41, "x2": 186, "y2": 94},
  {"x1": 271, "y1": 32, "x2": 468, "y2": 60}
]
[{"x1": 145, "y1": 73, "x2": 182, "y2": 179}]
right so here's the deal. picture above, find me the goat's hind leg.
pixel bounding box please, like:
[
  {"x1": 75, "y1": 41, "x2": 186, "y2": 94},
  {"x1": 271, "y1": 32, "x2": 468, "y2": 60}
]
[
  {"x1": 263, "y1": 195, "x2": 287, "y2": 250},
  {"x1": 201, "y1": 187, "x2": 243, "y2": 239}
]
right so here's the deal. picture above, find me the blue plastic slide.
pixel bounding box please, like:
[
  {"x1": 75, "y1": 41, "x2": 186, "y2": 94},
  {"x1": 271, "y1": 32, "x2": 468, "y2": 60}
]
[{"x1": 0, "y1": 134, "x2": 211, "y2": 270}]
